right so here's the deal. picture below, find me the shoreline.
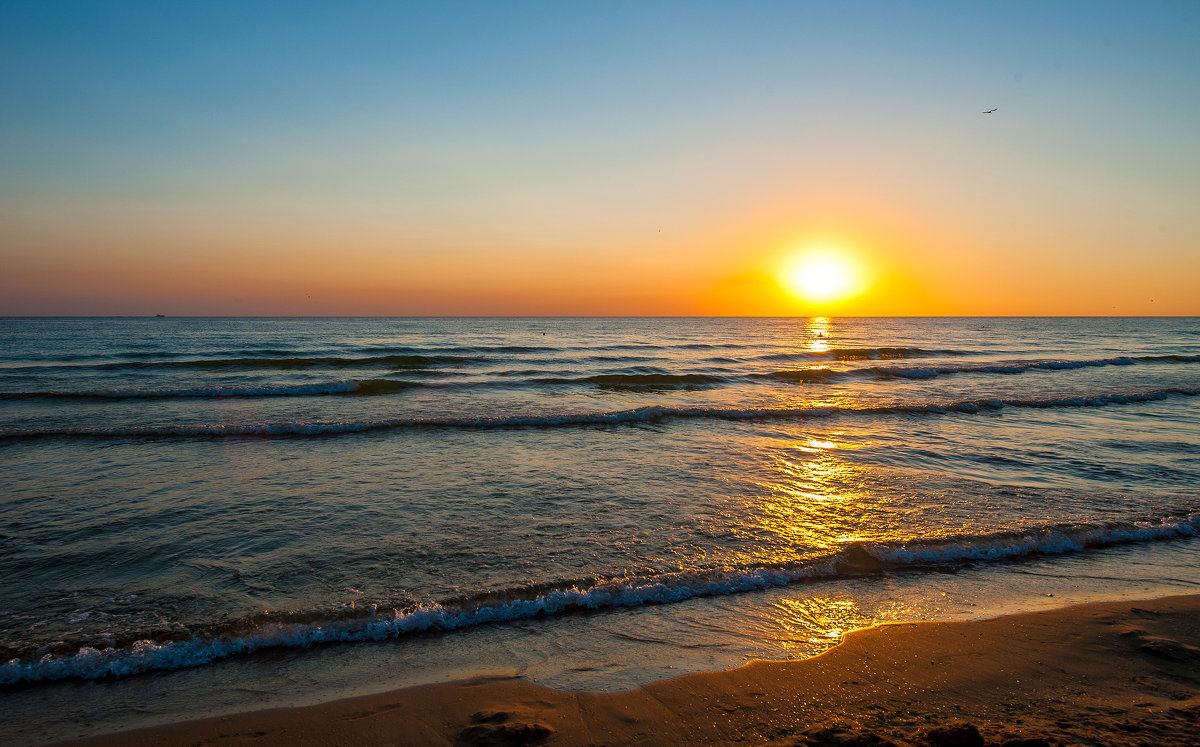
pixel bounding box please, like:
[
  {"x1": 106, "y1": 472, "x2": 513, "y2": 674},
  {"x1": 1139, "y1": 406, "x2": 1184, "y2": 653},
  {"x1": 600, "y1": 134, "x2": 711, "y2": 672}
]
[{"x1": 58, "y1": 594, "x2": 1200, "y2": 746}]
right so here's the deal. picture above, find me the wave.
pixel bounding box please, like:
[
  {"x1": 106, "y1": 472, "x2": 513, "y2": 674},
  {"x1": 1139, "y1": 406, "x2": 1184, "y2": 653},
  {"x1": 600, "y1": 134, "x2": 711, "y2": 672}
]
[
  {"x1": 757, "y1": 346, "x2": 972, "y2": 362},
  {"x1": 4, "y1": 510, "x2": 1197, "y2": 685},
  {"x1": 2, "y1": 388, "x2": 1194, "y2": 441},
  {"x1": 0, "y1": 343, "x2": 767, "y2": 371},
  {"x1": 128, "y1": 353, "x2": 483, "y2": 370},
  {"x1": 762, "y1": 354, "x2": 1200, "y2": 385},
  {"x1": 4, "y1": 352, "x2": 1196, "y2": 401},
  {"x1": 531, "y1": 372, "x2": 728, "y2": 391},
  {"x1": 0, "y1": 379, "x2": 418, "y2": 401},
  {"x1": 456, "y1": 345, "x2": 559, "y2": 354},
  {"x1": 7, "y1": 353, "x2": 485, "y2": 373},
  {"x1": 759, "y1": 368, "x2": 843, "y2": 384}
]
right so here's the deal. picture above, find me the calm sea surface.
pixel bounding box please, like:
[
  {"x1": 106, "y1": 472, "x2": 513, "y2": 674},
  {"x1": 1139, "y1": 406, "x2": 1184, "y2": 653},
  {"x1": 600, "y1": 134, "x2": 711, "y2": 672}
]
[{"x1": 2, "y1": 317, "x2": 1199, "y2": 741}]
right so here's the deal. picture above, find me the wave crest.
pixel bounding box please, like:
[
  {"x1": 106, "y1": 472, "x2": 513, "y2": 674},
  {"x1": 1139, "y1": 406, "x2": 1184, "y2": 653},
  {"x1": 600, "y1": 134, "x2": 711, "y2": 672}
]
[
  {"x1": 1, "y1": 388, "x2": 1194, "y2": 442},
  {"x1": 532, "y1": 372, "x2": 727, "y2": 391},
  {"x1": 3, "y1": 511, "x2": 1196, "y2": 685},
  {"x1": 0, "y1": 379, "x2": 417, "y2": 401}
]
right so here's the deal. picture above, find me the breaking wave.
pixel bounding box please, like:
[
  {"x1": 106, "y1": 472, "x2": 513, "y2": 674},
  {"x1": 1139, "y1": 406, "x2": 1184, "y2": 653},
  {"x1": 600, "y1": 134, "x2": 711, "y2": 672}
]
[{"x1": 4, "y1": 510, "x2": 1197, "y2": 685}]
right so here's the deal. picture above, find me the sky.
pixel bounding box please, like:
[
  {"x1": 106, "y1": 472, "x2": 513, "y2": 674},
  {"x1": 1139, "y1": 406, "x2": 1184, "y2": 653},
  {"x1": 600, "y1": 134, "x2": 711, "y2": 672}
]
[{"x1": 2, "y1": 1, "x2": 1198, "y2": 316}]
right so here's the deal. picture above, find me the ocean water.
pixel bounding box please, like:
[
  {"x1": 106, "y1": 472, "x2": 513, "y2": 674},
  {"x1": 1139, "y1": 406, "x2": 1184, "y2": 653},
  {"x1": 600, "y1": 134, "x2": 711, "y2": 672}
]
[{"x1": 2, "y1": 317, "x2": 1199, "y2": 741}]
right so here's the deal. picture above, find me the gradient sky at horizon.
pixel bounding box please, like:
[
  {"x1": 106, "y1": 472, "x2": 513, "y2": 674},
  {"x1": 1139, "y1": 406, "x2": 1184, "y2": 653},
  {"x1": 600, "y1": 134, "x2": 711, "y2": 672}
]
[{"x1": 2, "y1": 1, "x2": 1198, "y2": 316}]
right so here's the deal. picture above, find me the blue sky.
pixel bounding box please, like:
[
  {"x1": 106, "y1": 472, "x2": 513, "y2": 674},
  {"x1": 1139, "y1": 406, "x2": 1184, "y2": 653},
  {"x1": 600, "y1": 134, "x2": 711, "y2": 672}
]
[{"x1": 2, "y1": 2, "x2": 1198, "y2": 314}]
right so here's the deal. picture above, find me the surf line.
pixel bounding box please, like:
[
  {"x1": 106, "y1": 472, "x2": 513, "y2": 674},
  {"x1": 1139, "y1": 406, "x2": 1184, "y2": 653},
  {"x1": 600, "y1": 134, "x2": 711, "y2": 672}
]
[{"x1": 1, "y1": 388, "x2": 1195, "y2": 442}]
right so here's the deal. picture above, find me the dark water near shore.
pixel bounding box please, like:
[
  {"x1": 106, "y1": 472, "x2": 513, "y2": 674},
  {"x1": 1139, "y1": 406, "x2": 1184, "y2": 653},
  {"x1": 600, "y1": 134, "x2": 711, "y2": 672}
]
[{"x1": 2, "y1": 317, "x2": 1199, "y2": 742}]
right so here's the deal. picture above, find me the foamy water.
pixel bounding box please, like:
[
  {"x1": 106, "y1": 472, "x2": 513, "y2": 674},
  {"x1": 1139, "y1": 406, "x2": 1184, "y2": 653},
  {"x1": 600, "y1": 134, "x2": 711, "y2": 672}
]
[{"x1": 2, "y1": 317, "x2": 1198, "y2": 741}]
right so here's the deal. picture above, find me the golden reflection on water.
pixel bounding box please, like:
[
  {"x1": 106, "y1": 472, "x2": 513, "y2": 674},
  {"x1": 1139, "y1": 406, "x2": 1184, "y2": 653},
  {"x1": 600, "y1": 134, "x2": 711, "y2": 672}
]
[
  {"x1": 728, "y1": 320, "x2": 918, "y2": 651},
  {"x1": 769, "y1": 596, "x2": 876, "y2": 649},
  {"x1": 764, "y1": 387, "x2": 857, "y2": 413},
  {"x1": 759, "y1": 316, "x2": 862, "y2": 412},
  {"x1": 745, "y1": 434, "x2": 872, "y2": 552},
  {"x1": 805, "y1": 316, "x2": 832, "y2": 354},
  {"x1": 794, "y1": 437, "x2": 838, "y2": 453}
]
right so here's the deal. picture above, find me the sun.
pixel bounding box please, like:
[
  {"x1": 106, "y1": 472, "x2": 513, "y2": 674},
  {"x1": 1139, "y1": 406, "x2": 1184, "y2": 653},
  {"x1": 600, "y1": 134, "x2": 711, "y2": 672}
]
[{"x1": 781, "y1": 250, "x2": 862, "y2": 304}]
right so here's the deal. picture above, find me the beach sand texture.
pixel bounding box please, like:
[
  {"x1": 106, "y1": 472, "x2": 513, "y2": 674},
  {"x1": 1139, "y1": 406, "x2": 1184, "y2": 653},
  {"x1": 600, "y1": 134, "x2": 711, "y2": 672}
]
[{"x1": 63, "y1": 594, "x2": 1200, "y2": 746}]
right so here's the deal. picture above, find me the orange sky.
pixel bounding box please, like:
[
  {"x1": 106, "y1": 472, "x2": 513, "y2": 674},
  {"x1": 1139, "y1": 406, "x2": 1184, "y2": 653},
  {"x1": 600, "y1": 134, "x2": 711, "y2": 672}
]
[{"x1": 2, "y1": 3, "x2": 1197, "y2": 316}]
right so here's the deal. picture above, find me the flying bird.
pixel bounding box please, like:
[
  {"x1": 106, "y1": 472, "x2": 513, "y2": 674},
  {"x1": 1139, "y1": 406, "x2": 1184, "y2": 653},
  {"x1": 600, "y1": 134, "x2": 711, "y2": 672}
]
[{"x1": 982, "y1": 108, "x2": 998, "y2": 114}]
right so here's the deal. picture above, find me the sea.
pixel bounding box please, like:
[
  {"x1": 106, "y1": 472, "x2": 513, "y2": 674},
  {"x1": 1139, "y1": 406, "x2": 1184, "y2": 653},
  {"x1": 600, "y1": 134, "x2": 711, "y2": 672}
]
[{"x1": 2, "y1": 316, "x2": 1198, "y2": 743}]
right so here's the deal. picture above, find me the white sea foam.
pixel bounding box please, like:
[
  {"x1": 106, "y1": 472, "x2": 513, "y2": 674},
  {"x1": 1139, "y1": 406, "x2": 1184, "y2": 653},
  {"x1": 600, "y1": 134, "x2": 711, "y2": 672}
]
[{"x1": 4, "y1": 512, "x2": 1197, "y2": 685}]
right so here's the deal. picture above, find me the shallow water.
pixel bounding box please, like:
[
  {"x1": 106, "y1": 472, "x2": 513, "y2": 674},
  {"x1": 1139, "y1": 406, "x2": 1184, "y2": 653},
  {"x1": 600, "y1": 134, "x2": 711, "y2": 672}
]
[{"x1": 1, "y1": 317, "x2": 1198, "y2": 742}]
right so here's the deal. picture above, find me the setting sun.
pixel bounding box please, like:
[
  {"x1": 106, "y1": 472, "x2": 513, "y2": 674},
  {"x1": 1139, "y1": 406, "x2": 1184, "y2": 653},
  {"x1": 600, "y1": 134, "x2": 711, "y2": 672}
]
[{"x1": 781, "y1": 251, "x2": 863, "y2": 305}]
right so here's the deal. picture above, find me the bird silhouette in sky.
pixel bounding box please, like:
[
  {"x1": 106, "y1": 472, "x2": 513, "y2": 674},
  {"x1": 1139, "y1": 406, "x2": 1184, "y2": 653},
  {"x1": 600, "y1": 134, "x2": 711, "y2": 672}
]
[{"x1": 982, "y1": 108, "x2": 998, "y2": 114}]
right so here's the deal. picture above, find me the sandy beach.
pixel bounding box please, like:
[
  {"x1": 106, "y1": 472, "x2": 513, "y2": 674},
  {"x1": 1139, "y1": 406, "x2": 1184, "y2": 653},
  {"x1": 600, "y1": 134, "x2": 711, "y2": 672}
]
[{"x1": 58, "y1": 594, "x2": 1200, "y2": 746}]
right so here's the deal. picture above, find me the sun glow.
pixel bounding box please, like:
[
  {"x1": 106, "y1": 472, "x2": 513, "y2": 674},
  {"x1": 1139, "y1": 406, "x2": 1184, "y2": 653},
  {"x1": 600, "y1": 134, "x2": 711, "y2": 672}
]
[{"x1": 781, "y1": 250, "x2": 863, "y2": 305}]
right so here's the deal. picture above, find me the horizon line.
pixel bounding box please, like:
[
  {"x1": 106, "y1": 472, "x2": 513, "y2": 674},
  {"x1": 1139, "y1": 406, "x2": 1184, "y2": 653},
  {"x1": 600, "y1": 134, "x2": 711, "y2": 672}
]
[{"x1": 3, "y1": 314, "x2": 1197, "y2": 320}]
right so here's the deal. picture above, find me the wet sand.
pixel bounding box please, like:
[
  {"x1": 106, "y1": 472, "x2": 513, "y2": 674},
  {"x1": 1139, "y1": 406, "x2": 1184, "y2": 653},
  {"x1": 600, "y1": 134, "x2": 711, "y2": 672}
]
[{"x1": 62, "y1": 595, "x2": 1200, "y2": 746}]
